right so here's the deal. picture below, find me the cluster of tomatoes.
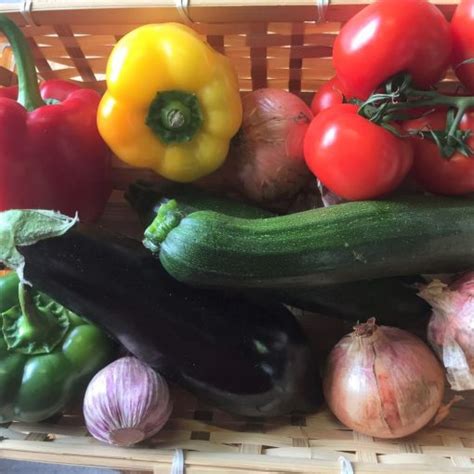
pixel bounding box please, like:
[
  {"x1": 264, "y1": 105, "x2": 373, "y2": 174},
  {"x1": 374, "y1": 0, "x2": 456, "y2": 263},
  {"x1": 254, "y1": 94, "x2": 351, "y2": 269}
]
[{"x1": 304, "y1": 0, "x2": 474, "y2": 201}]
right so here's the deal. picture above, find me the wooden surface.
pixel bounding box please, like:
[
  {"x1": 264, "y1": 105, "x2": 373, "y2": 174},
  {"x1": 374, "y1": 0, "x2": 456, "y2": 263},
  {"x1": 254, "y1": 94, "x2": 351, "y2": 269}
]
[{"x1": 0, "y1": 356, "x2": 473, "y2": 473}]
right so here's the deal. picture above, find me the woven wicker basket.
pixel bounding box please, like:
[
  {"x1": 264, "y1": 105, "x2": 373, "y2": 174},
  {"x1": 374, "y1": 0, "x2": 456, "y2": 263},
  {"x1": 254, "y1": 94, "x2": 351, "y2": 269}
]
[{"x1": 0, "y1": 1, "x2": 473, "y2": 473}]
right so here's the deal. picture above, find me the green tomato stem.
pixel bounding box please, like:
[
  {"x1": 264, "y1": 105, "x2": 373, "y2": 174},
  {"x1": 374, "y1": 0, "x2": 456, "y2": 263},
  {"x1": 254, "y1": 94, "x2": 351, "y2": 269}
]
[
  {"x1": 358, "y1": 74, "x2": 474, "y2": 157},
  {"x1": 0, "y1": 14, "x2": 45, "y2": 111},
  {"x1": 447, "y1": 106, "x2": 467, "y2": 141}
]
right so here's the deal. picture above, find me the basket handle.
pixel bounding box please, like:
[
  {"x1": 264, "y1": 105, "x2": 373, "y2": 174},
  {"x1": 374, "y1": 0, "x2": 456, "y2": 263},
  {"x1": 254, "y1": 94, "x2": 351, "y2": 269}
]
[
  {"x1": 176, "y1": 0, "x2": 194, "y2": 26},
  {"x1": 19, "y1": 0, "x2": 38, "y2": 27},
  {"x1": 316, "y1": 0, "x2": 330, "y2": 22},
  {"x1": 170, "y1": 449, "x2": 185, "y2": 474},
  {"x1": 175, "y1": 1, "x2": 330, "y2": 25}
]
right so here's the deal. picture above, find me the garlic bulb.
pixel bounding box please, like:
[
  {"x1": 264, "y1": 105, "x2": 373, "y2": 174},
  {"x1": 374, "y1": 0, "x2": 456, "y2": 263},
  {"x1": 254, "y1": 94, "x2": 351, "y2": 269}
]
[{"x1": 83, "y1": 357, "x2": 172, "y2": 446}]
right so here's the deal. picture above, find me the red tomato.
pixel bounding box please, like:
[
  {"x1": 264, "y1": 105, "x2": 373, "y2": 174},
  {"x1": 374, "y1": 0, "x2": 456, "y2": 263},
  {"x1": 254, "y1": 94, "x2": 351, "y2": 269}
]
[
  {"x1": 452, "y1": 0, "x2": 474, "y2": 94},
  {"x1": 304, "y1": 104, "x2": 414, "y2": 201},
  {"x1": 403, "y1": 111, "x2": 474, "y2": 195},
  {"x1": 333, "y1": 0, "x2": 452, "y2": 100},
  {"x1": 310, "y1": 77, "x2": 345, "y2": 115}
]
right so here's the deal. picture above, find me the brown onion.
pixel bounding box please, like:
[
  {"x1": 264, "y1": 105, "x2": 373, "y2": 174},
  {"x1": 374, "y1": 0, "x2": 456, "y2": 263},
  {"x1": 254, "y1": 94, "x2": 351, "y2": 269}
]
[
  {"x1": 419, "y1": 273, "x2": 474, "y2": 391},
  {"x1": 323, "y1": 318, "x2": 445, "y2": 439},
  {"x1": 197, "y1": 88, "x2": 313, "y2": 204}
]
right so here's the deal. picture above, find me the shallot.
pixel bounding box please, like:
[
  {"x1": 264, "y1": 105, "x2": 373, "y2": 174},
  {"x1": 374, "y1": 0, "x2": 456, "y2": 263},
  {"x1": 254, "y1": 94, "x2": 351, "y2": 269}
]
[
  {"x1": 83, "y1": 357, "x2": 172, "y2": 446},
  {"x1": 323, "y1": 318, "x2": 445, "y2": 439},
  {"x1": 419, "y1": 273, "x2": 474, "y2": 391}
]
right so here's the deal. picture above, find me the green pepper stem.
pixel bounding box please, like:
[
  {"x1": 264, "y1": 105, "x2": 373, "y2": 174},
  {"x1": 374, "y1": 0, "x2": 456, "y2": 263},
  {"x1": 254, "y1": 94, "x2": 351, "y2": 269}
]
[
  {"x1": 146, "y1": 90, "x2": 203, "y2": 144},
  {"x1": 0, "y1": 14, "x2": 45, "y2": 111},
  {"x1": 4, "y1": 282, "x2": 70, "y2": 354},
  {"x1": 17, "y1": 283, "x2": 44, "y2": 336},
  {"x1": 161, "y1": 100, "x2": 191, "y2": 130}
]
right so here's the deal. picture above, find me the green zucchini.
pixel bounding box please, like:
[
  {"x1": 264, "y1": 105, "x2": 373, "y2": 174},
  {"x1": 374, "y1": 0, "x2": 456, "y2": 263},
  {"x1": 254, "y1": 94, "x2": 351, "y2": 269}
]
[
  {"x1": 126, "y1": 180, "x2": 272, "y2": 227},
  {"x1": 144, "y1": 195, "x2": 474, "y2": 289},
  {"x1": 128, "y1": 182, "x2": 430, "y2": 325}
]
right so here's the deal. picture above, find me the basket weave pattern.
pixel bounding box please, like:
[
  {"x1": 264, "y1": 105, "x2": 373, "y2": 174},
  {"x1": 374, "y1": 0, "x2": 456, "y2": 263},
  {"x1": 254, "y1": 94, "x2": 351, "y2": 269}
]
[{"x1": 0, "y1": 386, "x2": 472, "y2": 473}]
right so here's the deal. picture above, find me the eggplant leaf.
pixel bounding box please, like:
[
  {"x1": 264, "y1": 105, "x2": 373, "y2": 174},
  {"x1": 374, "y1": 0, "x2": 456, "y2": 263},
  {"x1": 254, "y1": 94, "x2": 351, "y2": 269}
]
[{"x1": 0, "y1": 210, "x2": 77, "y2": 280}]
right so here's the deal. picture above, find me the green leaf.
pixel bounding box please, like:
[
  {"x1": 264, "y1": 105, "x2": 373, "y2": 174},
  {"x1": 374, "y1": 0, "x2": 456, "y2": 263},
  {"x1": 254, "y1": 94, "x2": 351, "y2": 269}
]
[{"x1": 0, "y1": 210, "x2": 77, "y2": 278}]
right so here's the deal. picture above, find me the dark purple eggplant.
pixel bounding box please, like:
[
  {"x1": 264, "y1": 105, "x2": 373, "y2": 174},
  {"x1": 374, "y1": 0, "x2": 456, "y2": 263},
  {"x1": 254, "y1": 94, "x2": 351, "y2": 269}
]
[{"x1": 17, "y1": 224, "x2": 322, "y2": 417}]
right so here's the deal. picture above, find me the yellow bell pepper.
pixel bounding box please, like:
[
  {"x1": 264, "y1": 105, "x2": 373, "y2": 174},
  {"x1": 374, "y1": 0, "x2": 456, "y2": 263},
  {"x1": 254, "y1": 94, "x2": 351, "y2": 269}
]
[{"x1": 97, "y1": 23, "x2": 242, "y2": 182}]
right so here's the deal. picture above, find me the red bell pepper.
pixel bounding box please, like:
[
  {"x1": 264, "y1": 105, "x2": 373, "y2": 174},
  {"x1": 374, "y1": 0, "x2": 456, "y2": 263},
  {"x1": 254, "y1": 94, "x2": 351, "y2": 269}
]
[
  {"x1": 0, "y1": 79, "x2": 83, "y2": 103},
  {"x1": 0, "y1": 85, "x2": 18, "y2": 100},
  {"x1": 0, "y1": 14, "x2": 111, "y2": 222}
]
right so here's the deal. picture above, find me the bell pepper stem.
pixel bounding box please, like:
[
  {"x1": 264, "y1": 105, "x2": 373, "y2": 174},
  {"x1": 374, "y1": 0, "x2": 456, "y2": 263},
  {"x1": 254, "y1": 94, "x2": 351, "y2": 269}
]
[
  {"x1": 13, "y1": 283, "x2": 69, "y2": 354},
  {"x1": 0, "y1": 14, "x2": 45, "y2": 111},
  {"x1": 161, "y1": 101, "x2": 190, "y2": 130},
  {"x1": 17, "y1": 283, "x2": 46, "y2": 339},
  {"x1": 146, "y1": 90, "x2": 203, "y2": 144}
]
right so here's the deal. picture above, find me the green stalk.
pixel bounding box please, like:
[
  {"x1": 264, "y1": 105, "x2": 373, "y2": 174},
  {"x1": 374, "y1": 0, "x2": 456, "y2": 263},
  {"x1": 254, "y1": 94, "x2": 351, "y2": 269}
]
[
  {"x1": 358, "y1": 74, "x2": 474, "y2": 158},
  {"x1": 0, "y1": 14, "x2": 45, "y2": 111},
  {"x1": 446, "y1": 99, "x2": 474, "y2": 137},
  {"x1": 2, "y1": 283, "x2": 70, "y2": 354},
  {"x1": 143, "y1": 199, "x2": 191, "y2": 253},
  {"x1": 145, "y1": 90, "x2": 203, "y2": 144},
  {"x1": 17, "y1": 283, "x2": 46, "y2": 341}
]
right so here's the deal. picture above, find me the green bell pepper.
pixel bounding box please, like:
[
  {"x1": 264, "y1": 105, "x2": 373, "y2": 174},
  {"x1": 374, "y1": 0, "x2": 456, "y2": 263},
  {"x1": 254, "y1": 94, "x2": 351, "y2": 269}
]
[
  {"x1": 0, "y1": 271, "x2": 115, "y2": 422},
  {"x1": 0, "y1": 271, "x2": 19, "y2": 313}
]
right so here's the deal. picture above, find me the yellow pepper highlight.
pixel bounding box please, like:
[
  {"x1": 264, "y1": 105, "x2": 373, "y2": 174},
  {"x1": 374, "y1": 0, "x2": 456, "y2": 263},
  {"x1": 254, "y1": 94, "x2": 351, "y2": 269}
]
[{"x1": 97, "y1": 23, "x2": 243, "y2": 182}]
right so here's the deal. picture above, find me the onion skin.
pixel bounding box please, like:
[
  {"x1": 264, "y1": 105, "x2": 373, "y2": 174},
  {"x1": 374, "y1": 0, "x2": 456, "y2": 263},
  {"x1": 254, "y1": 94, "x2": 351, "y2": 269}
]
[
  {"x1": 83, "y1": 357, "x2": 172, "y2": 447},
  {"x1": 420, "y1": 273, "x2": 474, "y2": 391},
  {"x1": 323, "y1": 319, "x2": 445, "y2": 439}
]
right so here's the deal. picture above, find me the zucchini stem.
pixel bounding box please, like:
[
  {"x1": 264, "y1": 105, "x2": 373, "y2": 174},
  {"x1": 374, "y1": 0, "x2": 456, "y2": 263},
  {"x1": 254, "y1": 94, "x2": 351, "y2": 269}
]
[{"x1": 143, "y1": 199, "x2": 186, "y2": 252}]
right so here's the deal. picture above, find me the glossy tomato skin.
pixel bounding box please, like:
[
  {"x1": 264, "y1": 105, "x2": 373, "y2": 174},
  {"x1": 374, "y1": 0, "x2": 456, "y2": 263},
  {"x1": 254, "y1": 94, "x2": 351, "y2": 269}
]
[
  {"x1": 310, "y1": 77, "x2": 345, "y2": 115},
  {"x1": 403, "y1": 111, "x2": 474, "y2": 195},
  {"x1": 451, "y1": 0, "x2": 474, "y2": 94},
  {"x1": 333, "y1": 0, "x2": 452, "y2": 100},
  {"x1": 304, "y1": 104, "x2": 414, "y2": 201}
]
